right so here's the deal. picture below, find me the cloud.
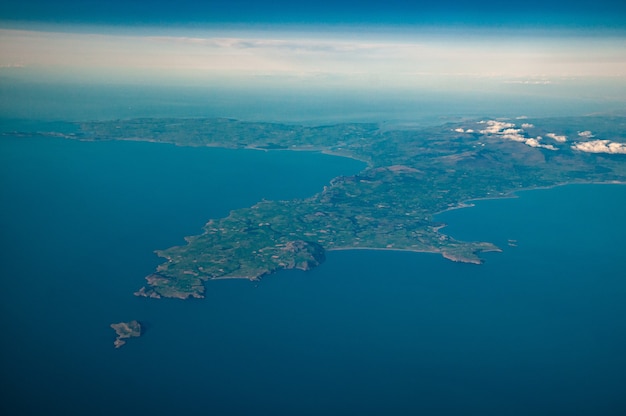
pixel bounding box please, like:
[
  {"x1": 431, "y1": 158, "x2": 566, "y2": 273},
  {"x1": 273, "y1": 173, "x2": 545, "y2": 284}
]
[
  {"x1": 149, "y1": 36, "x2": 376, "y2": 54},
  {"x1": 572, "y1": 140, "x2": 626, "y2": 154},
  {"x1": 521, "y1": 123, "x2": 534, "y2": 128},
  {"x1": 546, "y1": 133, "x2": 567, "y2": 142},
  {"x1": 478, "y1": 120, "x2": 515, "y2": 134},
  {"x1": 2, "y1": 27, "x2": 626, "y2": 90},
  {"x1": 578, "y1": 130, "x2": 594, "y2": 138},
  {"x1": 524, "y1": 138, "x2": 541, "y2": 147},
  {"x1": 525, "y1": 138, "x2": 557, "y2": 150},
  {"x1": 478, "y1": 120, "x2": 557, "y2": 150},
  {"x1": 501, "y1": 131, "x2": 525, "y2": 142}
]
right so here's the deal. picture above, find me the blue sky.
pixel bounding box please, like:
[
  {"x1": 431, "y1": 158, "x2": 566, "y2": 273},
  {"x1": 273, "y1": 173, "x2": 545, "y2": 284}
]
[{"x1": 1, "y1": 0, "x2": 626, "y2": 27}]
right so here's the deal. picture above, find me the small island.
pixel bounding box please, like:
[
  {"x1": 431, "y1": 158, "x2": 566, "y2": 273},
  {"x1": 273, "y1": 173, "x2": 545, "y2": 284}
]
[{"x1": 110, "y1": 320, "x2": 142, "y2": 348}]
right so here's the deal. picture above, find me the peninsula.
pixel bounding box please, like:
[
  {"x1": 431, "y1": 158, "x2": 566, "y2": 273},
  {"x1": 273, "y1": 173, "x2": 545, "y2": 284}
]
[{"x1": 62, "y1": 115, "x2": 626, "y2": 299}]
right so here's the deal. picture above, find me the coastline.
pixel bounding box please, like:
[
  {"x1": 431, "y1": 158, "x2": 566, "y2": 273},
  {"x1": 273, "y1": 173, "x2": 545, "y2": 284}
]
[
  {"x1": 243, "y1": 144, "x2": 372, "y2": 168},
  {"x1": 46, "y1": 119, "x2": 626, "y2": 300},
  {"x1": 432, "y1": 180, "x2": 626, "y2": 232}
]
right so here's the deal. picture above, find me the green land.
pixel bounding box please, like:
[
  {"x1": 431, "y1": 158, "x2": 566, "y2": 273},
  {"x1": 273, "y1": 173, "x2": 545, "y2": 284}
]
[{"x1": 57, "y1": 115, "x2": 626, "y2": 299}]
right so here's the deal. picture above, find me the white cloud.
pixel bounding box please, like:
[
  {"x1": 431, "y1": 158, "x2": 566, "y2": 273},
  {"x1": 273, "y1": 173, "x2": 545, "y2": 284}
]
[
  {"x1": 479, "y1": 120, "x2": 515, "y2": 134},
  {"x1": 525, "y1": 138, "x2": 557, "y2": 150},
  {"x1": 479, "y1": 120, "x2": 558, "y2": 151},
  {"x1": 546, "y1": 133, "x2": 567, "y2": 143},
  {"x1": 525, "y1": 138, "x2": 541, "y2": 147},
  {"x1": 578, "y1": 130, "x2": 594, "y2": 138},
  {"x1": 521, "y1": 123, "x2": 534, "y2": 129},
  {"x1": 572, "y1": 140, "x2": 626, "y2": 154},
  {"x1": 501, "y1": 132, "x2": 526, "y2": 142}
]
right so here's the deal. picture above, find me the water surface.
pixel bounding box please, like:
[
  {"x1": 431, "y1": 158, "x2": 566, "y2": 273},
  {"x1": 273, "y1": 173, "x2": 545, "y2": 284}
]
[{"x1": 1, "y1": 134, "x2": 625, "y2": 415}]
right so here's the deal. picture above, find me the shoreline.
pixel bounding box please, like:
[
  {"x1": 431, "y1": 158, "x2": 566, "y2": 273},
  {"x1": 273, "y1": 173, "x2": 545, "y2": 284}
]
[
  {"x1": 50, "y1": 121, "x2": 626, "y2": 298},
  {"x1": 243, "y1": 144, "x2": 372, "y2": 168},
  {"x1": 154, "y1": 180, "x2": 626, "y2": 288},
  {"x1": 75, "y1": 134, "x2": 374, "y2": 171},
  {"x1": 432, "y1": 180, "x2": 626, "y2": 232}
]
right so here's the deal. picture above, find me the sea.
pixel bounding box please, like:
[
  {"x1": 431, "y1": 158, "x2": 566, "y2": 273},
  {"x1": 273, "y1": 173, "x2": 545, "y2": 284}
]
[{"x1": 1, "y1": 89, "x2": 626, "y2": 415}]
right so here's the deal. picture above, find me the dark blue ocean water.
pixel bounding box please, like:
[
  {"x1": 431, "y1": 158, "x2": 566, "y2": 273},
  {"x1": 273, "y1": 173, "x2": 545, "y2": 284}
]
[{"x1": 1, "y1": 134, "x2": 626, "y2": 415}]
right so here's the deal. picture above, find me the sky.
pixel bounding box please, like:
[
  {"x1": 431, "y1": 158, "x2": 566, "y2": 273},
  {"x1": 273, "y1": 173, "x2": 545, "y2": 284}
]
[
  {"x1": 1, "y1": 0, "x2": 626, "y2": 26},
  {"x1": 2, "y1": 27, "x2": 625, "y2": 84},
  {"x1": 1, "y1": 0, "x2": 625, "y2": 119}
]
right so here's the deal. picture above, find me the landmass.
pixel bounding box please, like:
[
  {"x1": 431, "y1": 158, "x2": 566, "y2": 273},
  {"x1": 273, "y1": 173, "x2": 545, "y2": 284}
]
[
  {"x1": 24, "y1": 115, "x2": 626, "y2": 299},
  {"x1": 110, "y1": 320, "x2": 142, "y2": 348}
]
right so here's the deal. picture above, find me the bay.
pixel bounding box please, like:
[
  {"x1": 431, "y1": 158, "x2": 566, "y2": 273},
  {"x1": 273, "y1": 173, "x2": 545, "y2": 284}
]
[{"x1": 1, "y1": 134, "x2": 625, "y2": 415}]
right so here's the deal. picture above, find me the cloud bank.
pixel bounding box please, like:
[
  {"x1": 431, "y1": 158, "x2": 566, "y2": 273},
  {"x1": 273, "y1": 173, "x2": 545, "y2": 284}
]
[{"x1": 1, "y1": 27, "x2": 626, "y2": 89}]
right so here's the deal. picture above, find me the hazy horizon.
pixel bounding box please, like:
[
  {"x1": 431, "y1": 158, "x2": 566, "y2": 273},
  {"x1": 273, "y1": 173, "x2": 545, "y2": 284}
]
[
  {"x1": 2, "y1": 22, "x2": 626, "y2": 123},
  {"x1": 3, "y1": 0, "x2": 626, "y2": 123}
]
